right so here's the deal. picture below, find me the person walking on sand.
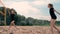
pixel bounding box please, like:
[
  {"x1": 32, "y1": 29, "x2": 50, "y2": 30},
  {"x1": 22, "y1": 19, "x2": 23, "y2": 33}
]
[
  {"x1": 8, "y1": 9, "x2": 19, "y2": 30},
  {"x1": 48, "y1": 3, "x2": 60, "y2": 34}
]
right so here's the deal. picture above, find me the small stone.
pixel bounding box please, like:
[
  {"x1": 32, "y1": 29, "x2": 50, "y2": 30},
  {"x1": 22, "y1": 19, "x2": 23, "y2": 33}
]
[{"x1": 10, "y1": 32, "x2": 13, "y2": 34}]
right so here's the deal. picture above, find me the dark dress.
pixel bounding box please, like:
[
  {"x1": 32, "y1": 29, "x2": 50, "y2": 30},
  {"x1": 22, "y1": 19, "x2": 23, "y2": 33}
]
[
  {"x1": 11, "y1": 14, "x2": 15, "y2": 21},
  {"x1": 49, "y1": 8, "x2": 57, "y2": 19},
  {"x1": 10, "y1": 14, "x2": 16, "y2": 24}
]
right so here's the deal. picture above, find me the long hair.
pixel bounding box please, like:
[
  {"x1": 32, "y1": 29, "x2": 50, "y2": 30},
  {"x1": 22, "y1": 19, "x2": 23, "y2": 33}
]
[
  {"x1": 48, "y1": 3, "x2": 53, "y2": 8},
  {"x1": 10, "y1": 8, "x2": 17, "y2": 14}
]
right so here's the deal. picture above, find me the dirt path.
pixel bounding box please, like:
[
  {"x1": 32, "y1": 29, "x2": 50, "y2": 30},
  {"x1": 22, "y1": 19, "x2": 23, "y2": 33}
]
[{"x1": 0, "y1": 26, "x2": 60, "y2": 34}]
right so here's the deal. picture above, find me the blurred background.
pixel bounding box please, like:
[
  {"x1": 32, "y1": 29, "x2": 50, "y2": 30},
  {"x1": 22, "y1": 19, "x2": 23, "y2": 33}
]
[{"x1": 0, "y1": 0, "x2": 60, "y2": 26}]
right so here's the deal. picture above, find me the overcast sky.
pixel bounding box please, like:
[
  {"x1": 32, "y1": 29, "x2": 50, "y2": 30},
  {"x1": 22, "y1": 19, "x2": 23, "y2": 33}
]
[{"x1": 0, "y1": 0, "x2": 60, "y2": 21}]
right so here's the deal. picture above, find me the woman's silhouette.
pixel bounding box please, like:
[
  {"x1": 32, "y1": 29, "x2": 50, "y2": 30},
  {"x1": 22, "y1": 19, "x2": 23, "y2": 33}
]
[
  {"x1": 48, "y1": 3, "x2": 60, "y2": 34},
  {"x1": 8, "y1": 9, "x2": 19, "y2": 30}
]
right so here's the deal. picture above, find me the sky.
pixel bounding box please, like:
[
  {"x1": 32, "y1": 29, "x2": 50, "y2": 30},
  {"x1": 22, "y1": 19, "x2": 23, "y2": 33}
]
[{"x1": 0, "y1": 0, "x2": 60, "y2": 21}]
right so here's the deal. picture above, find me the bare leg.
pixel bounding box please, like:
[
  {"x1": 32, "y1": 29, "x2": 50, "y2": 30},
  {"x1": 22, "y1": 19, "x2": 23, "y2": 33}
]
[
  {"x1": 8, "y1": 20, "x2": 20, "y2": 32},
  {"x1": 12, "y1": 21, "x2": 19, "y2": 30},
  {"x1": 14, "y1": 23, "x2": 19, "y2": 30},
  {"x1": 50, "y1": 19, "x2": 60, "y2": 34},
  {"x1": 50, "y1": 19, "x2": 54, "y2": 34},
  {"x1": 8, "y1": 21, "x2": 14, "y2": 30},
  {"x1": 52, "y1": 19, "x2": 60, "y2": 32}
]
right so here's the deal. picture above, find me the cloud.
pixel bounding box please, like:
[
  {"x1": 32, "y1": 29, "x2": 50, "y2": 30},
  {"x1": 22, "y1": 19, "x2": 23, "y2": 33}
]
[
  {"x1": 3, "y1": 0, "x2": 60, "y2": 21},
  {"x1": 5, "y1": 1, "x2": 50, "y2": 20},
  {"x1": 3, "y1": 0, "x2": 37, "y2": 2},
  {"x1": 6, "y1": 1, "x2": 41, "y2": 17},
  {"x1": 31, "y1": 0, "x2": 60, "y2": 6},
  {"x1": 32, "y1": 0, "x2": 49, "y2": 6},
  {"x1": 31, "y1": 15, "x2": 50, "y2": 20}
]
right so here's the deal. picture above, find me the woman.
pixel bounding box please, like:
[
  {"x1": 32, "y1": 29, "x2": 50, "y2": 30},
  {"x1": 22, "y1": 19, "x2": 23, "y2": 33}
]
[
  {"x1": 8, "y1": 9, "x2": 19, "y2": 30},
  {"x1": 48, "y1": 3, "x2": 60, "y2": 34}
]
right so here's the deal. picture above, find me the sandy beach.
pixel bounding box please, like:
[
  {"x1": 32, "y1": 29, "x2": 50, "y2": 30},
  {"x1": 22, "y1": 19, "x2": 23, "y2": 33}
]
[{"x1": 0, "y1": 26, "x2": 60, "y2": 34}]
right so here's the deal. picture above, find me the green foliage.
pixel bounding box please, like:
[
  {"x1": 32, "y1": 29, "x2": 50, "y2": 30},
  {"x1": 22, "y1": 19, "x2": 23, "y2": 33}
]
[
  {"x1": 0, "y1": 7, "x2": 5, "y2": 26},
  {"x1": 55, "y1": 21, "x2": 60, "y2": 26},
  {"x1": 0, "y1": 7, "x2": 60, "y2": 26}
]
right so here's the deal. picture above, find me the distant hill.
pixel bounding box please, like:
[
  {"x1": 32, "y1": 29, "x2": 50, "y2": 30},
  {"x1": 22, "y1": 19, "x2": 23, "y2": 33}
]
[{"x1": 0, "y1": 7, "x2": 60, "y2": 26}]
